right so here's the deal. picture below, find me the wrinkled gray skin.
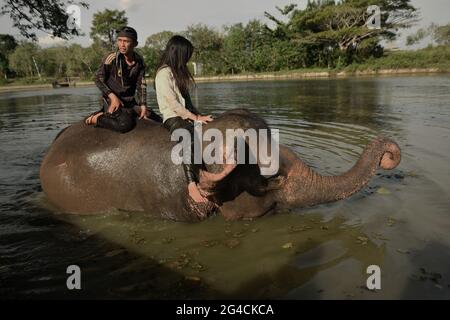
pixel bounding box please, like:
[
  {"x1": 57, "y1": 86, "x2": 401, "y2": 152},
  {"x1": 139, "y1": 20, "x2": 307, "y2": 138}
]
[{"x1": 40, "y1": 109, "x2": 401, "y2": 222}]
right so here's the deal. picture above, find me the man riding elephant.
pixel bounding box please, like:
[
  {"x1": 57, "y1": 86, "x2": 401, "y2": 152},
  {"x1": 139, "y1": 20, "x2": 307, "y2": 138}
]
[{"x1": 84, "y1": 26, "x2": 162, "y2": 132}]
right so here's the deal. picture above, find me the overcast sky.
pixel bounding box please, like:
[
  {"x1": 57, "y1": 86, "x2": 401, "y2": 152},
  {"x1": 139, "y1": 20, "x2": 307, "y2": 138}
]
[{"x1": 0, "y1": 0, "x2": 449, "y2": 48}]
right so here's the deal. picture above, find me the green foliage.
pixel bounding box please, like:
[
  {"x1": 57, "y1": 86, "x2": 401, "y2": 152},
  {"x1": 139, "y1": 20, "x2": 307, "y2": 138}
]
[
  {"x1": 145, "y1": 31, "x2": 175, "y2": 51},
  {"x1": 9, "y1": 42, "x2": 40, "y2": 78},
  {"x1": 184, "y1": 24, "x2": 224, "y2": 74},
  {"x1": 0, "y1": 0, "x2": 88, "y2": 41},
  {"x1": 407, "y1": 22, "x2": 450, "y2": 46},
  {"x1": 345, "y1": 45, "x2": 450, "y2": 71},
  {"x1": 434, "y1": 23, "x2": 450, "y2": 45},
  {"x1": 90, "y1": 9, "x2": 128, "y2": 51},
  {"x1": 140, "y1": 31, "x2": 175, "y2": 76},
  {"x1": 222, "y1": 20, "x2": 271, "y2": 73},
  {"x1": 0, "y1": 34, "x2": 17, "y2": 78}
]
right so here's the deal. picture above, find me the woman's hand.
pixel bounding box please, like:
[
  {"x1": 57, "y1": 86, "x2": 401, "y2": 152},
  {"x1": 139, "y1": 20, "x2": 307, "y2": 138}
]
[
  {"x1": 196, "y1": 114, "x2": 214, "y2": 124},
  {"x1": 139, "y1": 105, "x2": 149, "y2": 119}
]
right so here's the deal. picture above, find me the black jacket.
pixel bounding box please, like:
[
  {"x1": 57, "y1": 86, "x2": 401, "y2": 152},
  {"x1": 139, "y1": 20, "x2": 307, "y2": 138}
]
[{"x1": 95, "y1": 51, "x2": 147, "y2": 108}]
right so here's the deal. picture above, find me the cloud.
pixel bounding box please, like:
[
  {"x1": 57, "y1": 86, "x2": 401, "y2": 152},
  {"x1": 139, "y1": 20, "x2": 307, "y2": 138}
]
[
  {"x1": 38, "y1": 35, "x2": 68, "y2": 47},
  {"x1": 119, "y1": 0, "x2": 143, "y2": 11}
]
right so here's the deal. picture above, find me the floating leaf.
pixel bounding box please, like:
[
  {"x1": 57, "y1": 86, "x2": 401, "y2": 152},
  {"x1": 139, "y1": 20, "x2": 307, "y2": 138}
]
[
  {"x1": 387, "y1": 218, "x2": 397, "y2": 227},
  {"x1": 282, "y1": 242, "x2": 293, "y2": 249},
  {"x1": 202, "y1": 240, "x2": 219, "y2": 248},
  {"x1": 168, "y1": 256, "x2": 191, "y2": 270},
  {"x1": 406, "y1": 171, "x2": 418, "y2": 178},
  {"x1": 190, "y1": 261, "x2": 205, "y2": 271},
  {"x1": 224, "y1": 238, "x2": 240, "y2": 249},
  {"x1": 233, "y1": 231, "x2": 246, "y2": 238},
  {"x1": 356, "y1": 236, "x2": 368, "y2": 245},
  {"x1": 185, "y1": 276, "x2": 201, "y2": 282},
  {"x1": 377, "y1": 187, "x2": 391, "y2": 195},
  {"x1": 162, "y1": 237, "x2": 174, "y2": 244},
  {"x1": 287, "y1": 225, "x2": 311, "y2": 233}
]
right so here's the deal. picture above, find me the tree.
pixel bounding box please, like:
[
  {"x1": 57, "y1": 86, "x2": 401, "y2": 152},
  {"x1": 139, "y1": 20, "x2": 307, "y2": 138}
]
[
  {"x1": 0, "y1": 0, "x2": 88, "y2": 41},
  {"x1": 222, "y1": 20, "x2": 277, "y2": 73},
  {"x1": 434, "y1": 23, "x2": 450, "y2": 46},
  {"x1": 82, "y1": 42, "x2": 109, "y2": 78},
  {"x1": 407, "y1": 22, "x2": 450, "y2": 46},
  {"x1": 9, "y1": 42, "x2": 41, "y2": 78},
  {"x1": 145, "y1": 31, "x2": 175, "y2": 52},
  {"x1": 140, "y1": 31, "x2": 175, "y2": 75},
  {"x1": 0, "y1": 34, "x2": 18, "y2": 79},
  {"x1": 406, "y1": 27, "x2": 430, "y2": 46},
  {"x1": 265, "y1": 0, "x2": 418, "y2": 65},
  {"x1": 222, "y1": 23, "x2": 248, "y2": 73},
  {"x1": 184, "y1": 24, "x2": 224, "y2": 74},
  {"x1": 90, "y1": 9, "x2": 128, "y2": 50}
]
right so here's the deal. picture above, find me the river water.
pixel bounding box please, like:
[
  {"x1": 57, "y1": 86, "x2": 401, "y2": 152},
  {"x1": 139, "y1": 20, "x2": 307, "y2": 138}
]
[{"x1": 0, "y1": 75, "x2": 449, "y2": 299}]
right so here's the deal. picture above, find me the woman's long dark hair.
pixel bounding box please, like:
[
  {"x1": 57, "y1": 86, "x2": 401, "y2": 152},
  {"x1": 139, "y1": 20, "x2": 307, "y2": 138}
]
[{"x1": 155, "y1": 35, "x2": 195, "y2": 96}]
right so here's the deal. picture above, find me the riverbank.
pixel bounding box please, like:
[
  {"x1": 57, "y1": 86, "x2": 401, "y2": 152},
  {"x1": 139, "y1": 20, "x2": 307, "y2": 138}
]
[
  {"x1": 0, "y1": 80, "x2": 96, "y2": 93},
  {"x1": 194, "y1": 67, "x2": 450, "y2": 82},
  {"x1": 1, "y1": 68, "x2": 449, "y2": 93}
]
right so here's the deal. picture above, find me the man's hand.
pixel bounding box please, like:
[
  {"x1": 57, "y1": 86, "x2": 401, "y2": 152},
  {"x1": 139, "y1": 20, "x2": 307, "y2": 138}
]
[
  {"x1": 107, "y1": 93, "x2": 123, "y2": 114},
  {"x1": 139, "y1": 105, "x2": 149, "y2": 120},
  {"x1": 196, "y1": 114, "x2": 214, "y2": 124}
]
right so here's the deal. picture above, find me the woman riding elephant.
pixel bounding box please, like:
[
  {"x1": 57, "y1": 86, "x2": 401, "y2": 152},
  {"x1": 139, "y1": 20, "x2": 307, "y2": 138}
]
[{"x1": 154, "y1": 35, "x2": 214, "y2": 208}]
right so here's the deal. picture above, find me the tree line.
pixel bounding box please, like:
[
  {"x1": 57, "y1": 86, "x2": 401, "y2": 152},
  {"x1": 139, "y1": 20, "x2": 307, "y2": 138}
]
[{"x1": 0, "y1": 0, "x2": 448, "y2": 83}]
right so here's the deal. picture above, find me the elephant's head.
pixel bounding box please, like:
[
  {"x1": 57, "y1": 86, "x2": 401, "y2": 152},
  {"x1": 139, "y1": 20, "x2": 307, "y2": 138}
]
[{"x1": 195, "y1": 109, "x2": 401, "y2": 220}]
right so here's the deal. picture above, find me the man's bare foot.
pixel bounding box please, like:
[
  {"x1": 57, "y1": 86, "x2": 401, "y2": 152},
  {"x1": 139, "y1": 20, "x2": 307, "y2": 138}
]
[
  {"x1": 188, "y1": 182, "x2": 208, "y2": 204},
  {"x1": 85, "y1": 112, "x2": 103, "y2": 125}
]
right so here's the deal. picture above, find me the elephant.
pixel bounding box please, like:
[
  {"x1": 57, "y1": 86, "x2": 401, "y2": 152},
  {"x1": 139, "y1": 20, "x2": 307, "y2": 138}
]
[{"x1": 40, "y1": 108, "x2": 401, "y2": 222}]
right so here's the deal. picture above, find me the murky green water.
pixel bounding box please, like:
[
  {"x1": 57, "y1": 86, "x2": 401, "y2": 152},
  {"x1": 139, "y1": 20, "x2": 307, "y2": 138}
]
[{"x1": 1, "y1": 75, "x2": 449, "y2": 299}]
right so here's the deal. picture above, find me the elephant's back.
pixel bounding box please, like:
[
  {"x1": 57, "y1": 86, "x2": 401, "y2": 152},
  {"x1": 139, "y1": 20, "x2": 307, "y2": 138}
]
[
  {"x1": 52, "y1": 120, "x2": 170, "y2": 152},
  {"x1": 40, "y1": 120, "x2": 189, "y2": 216}
]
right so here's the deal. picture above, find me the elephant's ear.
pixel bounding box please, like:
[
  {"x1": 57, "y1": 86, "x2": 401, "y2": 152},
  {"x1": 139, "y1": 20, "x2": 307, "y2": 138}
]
[{"x1": 198, "y1": 163, "x2": 237, "y2": 194}]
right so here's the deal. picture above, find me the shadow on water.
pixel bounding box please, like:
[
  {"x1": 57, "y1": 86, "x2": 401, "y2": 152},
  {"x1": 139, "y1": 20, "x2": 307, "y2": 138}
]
[
  {"x1": 35, "y1": 203, "x2": 385, "y2": 299},
  {"x1": 398, "y1": 242, "x2": 450, "y2": 300},
  {"x1": 1, "y1": 184, "x2": 219, "y2": 299},
  {"x1": 1, "y1": 190, "x2": 383, "y2": 299}
]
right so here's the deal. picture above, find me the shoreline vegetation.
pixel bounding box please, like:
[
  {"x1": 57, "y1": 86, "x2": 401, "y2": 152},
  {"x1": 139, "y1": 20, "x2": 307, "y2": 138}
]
[
  {"x1": 1, "y1": 67, "x2": 449, "y2": 93},
  {"x1": 0, "y1": 67, "x2": 450, "y2": 93},
  {"x1": 1, "y1": 45, "x2": 450, "y2": 93}
]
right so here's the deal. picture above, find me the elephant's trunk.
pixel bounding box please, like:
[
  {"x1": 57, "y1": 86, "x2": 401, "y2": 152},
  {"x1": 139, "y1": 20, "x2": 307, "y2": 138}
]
[{"x1": 278, "y1": 137, "x2": 401, "y2": 208}]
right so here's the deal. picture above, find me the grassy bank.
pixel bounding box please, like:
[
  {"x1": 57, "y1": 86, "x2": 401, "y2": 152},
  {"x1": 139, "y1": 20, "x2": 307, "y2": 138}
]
[
  {"x1": 344, "y1": 45, "x2": 450, "y2": 72},
  {"x1": 0, "y1": 79, "x2": 95, "y2": 92}
]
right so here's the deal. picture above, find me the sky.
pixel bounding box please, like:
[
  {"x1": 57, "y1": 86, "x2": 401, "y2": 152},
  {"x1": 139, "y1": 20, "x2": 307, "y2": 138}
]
[{"x1": 0, "y1": 0, "x2": 449, "y2": 49}]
